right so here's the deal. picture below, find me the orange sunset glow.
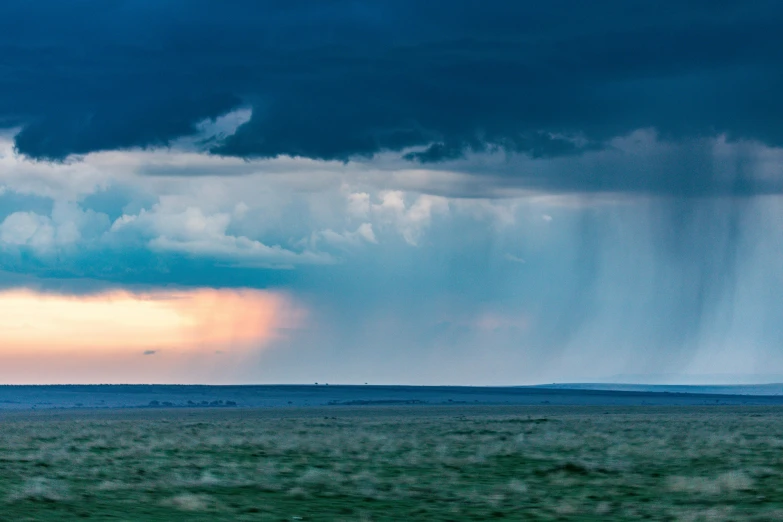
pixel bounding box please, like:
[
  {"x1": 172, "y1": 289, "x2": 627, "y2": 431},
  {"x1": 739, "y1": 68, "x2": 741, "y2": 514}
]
[{"x1": 0, "y1": 288, "x2": 304, "y2": 383}]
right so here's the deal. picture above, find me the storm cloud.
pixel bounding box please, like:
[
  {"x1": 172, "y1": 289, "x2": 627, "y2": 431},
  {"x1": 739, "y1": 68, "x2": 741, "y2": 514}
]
[{"x1": 2, "y1": 1, "x2": 783, "y2": 195}]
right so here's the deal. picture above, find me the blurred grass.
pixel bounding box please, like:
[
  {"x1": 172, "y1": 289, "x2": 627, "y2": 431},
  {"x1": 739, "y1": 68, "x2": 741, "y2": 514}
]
[{"x1": 0, "y1": 406, "x2": 782, "y2": 520}]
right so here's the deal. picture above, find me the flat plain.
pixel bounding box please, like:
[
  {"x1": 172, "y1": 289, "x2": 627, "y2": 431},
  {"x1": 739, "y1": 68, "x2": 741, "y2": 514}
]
[{"x1": 1, "y1": 405, "x2": 782, "y2": 521}]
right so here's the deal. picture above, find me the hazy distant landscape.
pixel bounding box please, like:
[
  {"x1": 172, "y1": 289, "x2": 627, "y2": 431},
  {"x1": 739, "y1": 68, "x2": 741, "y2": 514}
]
[{"x1": 3, "y1": 384, "x2": 783, "y2": 411}]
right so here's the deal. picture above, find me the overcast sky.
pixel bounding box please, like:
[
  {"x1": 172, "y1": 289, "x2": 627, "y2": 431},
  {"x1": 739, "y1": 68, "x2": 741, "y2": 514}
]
[{"x1": 0, "y1": 1, "x2": 781, "y2": 384}]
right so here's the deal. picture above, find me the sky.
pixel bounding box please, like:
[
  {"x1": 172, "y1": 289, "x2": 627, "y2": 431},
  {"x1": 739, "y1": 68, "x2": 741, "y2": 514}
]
[{"x1": 0, "y1": 0, "x2": 782, "y2": 384}]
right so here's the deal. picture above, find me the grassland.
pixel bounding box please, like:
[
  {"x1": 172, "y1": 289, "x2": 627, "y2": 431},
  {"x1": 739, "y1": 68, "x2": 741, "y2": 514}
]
[{"x1": 0, "y1": 405, "x2": 782, "y2": 521}]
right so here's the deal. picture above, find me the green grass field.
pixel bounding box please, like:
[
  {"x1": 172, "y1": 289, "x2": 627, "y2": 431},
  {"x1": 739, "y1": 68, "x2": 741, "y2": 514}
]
[{"x1": 0, "y1": 406, "x2": 781, "y2": 521}]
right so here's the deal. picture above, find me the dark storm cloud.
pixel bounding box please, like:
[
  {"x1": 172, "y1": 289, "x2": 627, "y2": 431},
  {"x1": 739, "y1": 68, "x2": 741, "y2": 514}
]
[{"x1": 2, "y1": 0, "x2": 783, "y2": 194}]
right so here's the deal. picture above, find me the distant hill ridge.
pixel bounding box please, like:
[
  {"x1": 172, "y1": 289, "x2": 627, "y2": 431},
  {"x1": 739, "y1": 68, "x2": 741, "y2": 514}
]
[{"x1": 534, "y1": 383, "x2": 783, "y2": 396}]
